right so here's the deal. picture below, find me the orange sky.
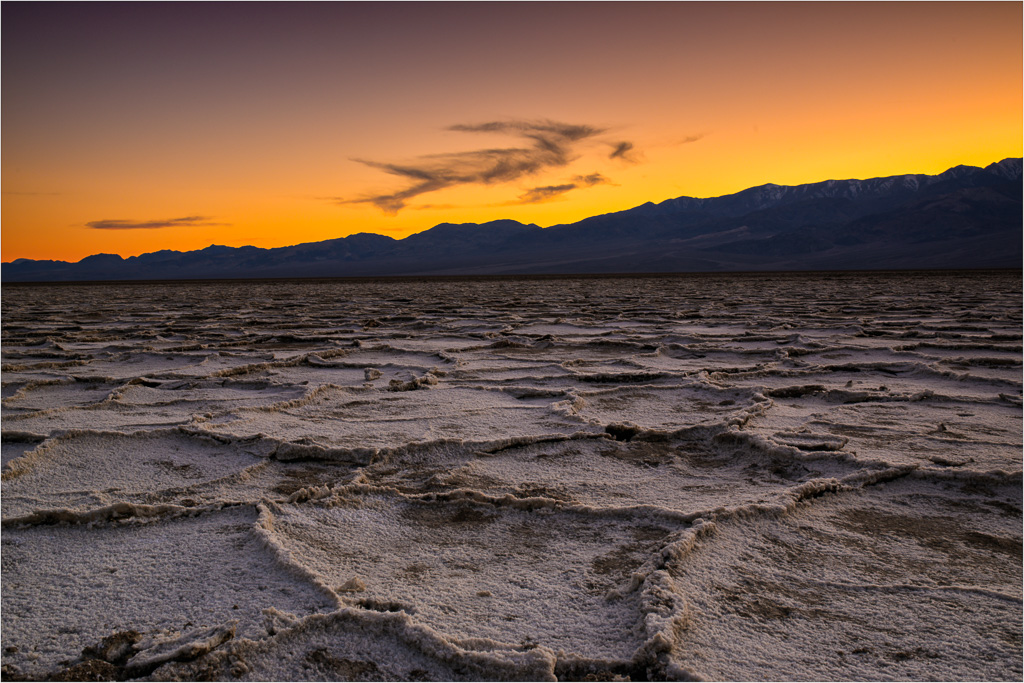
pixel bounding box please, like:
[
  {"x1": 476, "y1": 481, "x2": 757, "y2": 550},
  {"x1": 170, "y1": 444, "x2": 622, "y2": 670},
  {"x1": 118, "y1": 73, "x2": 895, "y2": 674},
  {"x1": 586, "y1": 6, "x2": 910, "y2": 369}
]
[{"x1": 2, "y1": 2, "x2": 1021, "y2": 263}]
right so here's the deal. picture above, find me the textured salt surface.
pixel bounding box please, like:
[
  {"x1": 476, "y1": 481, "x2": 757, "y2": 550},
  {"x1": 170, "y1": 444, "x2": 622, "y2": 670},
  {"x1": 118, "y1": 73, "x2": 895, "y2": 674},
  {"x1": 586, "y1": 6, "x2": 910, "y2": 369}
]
[{"x1": 1, "y1": 272, "x2": 1021, "y2": 681}]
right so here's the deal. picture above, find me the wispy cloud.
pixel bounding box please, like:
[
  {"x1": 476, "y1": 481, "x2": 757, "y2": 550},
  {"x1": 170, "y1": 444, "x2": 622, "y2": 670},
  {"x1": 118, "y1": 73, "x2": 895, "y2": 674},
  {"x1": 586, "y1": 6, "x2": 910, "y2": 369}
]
[
  {"x1": 339, "y1": 119, "x2": 632, "y2": 215},
  {"x1": 410, "y1": 203, "x2": 461, "y2": 211},
  {"x1": 85, "y1": 216, "x2": 228, "y2": 230},
  {"x1": 676, "y1": 133, "x2": 706, "y2": 145},
  {"x1": 516, "y1": 173, "x2": 609, "y2": 204},
  {"x1": 575, "y1": 173, "x2": 609, "y2": 186},
  {"x1": 517, "y1": 183, "x2": 578, "y2": 204},
  {"x1": 609, "y1": 141, "x2": 638, "y2": 162}
]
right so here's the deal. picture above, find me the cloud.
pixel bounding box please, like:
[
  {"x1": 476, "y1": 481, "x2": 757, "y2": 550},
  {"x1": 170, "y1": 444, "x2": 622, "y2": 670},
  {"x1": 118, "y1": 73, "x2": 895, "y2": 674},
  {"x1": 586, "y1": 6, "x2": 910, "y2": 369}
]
[
  {"x1": 340, "y1": 119, "x2": 628, "y2": 215},
  {"x1": 517, "y1": 183, "x2": 578, "y2": 204},
  {"x1": 516, "y1": 173, "x2": 609, "y2": 204},
  {"x1": 85, "y1": 216, "x2": 227, "y2": 230},
  {"x1": 448, "y1": 120, "x2": 602, "y2": 143},
  {"x1": 676, "y1": 133, "x2": 706, "y2": 145},
  {"x1": 609, "y1": 141, "x2": 636, "y2": 161},
  {"x1": 411, "y1": 203, "x2": 461, "y2": 211},
  {"x1": 574, "y1": 173, "x2": 609, "y2": 186}
]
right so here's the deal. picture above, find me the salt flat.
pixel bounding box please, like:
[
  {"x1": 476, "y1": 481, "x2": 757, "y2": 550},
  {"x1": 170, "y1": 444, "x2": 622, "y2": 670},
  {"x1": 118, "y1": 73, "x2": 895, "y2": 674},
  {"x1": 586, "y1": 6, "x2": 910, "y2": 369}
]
[{"x1": 2, "y1": 271, "x2": 1021, "y2": 681}]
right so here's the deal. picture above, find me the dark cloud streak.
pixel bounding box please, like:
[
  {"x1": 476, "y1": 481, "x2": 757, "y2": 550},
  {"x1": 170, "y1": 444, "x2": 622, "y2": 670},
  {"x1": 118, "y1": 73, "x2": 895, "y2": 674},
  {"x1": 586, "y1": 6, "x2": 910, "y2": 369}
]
[
  {"x1": 448, "y1": 120, "x2": 603, "y2": 143},
  {"x1": 517, "y1": 183, "x2": 578, "y2": 204},
  {"x1": 574, "y1": 173, "x2": 608, "y2": 186},
  {"x1": 677, "y1": 133, "x2": 706, "y2": 145},
  {"x1": 85, "y1": 216, "x2": 227, "y2": 230},
  {"x1": 517, "y1": 172, "x2": 609, "y2": 204},
  {"x1": 609, "y1": 141, "x2": 635, "y2": 160}
]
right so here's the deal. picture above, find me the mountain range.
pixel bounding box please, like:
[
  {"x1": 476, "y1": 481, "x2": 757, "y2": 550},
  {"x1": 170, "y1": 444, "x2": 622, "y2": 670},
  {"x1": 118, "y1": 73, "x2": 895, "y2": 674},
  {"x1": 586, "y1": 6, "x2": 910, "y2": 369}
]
[{"x1": 4, "y1": 158, "x2": 1021, "y2": 282}]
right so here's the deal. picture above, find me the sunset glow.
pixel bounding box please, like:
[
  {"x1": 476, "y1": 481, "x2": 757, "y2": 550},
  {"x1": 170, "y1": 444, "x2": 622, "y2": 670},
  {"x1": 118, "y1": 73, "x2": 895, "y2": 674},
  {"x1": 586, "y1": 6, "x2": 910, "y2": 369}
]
[{"x1": 2, "y1": 1, "x2": 1021, "y2": 263}]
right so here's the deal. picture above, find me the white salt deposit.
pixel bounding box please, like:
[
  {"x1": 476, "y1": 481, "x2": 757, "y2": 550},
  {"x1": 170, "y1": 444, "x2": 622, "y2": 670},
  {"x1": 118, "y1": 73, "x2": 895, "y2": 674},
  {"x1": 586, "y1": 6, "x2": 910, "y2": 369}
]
[{"x1": 1, "y1": 271, "x2": 1021, "y2": 681}]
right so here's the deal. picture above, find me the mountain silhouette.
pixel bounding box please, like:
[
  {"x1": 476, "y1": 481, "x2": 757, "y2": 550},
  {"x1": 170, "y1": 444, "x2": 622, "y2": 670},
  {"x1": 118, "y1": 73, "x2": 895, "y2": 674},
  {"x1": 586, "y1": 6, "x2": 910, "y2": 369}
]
[{"x1": 4, "y1": 159, "x2": 1020, "y2": 282}]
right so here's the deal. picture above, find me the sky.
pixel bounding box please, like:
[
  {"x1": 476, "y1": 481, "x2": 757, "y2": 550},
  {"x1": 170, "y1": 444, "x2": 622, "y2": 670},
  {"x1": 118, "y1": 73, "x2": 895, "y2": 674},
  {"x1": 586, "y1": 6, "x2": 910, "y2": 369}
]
[{"x1": 2, "y1": 1, "x2": 1021, "y2": 263}]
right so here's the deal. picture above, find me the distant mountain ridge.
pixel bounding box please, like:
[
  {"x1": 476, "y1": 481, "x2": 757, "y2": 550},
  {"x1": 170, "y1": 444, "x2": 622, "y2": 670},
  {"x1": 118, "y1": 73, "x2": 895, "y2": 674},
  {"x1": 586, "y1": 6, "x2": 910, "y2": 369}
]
[{"x1": 4, "y1": 158, "x2": 1021, "y2": 282}]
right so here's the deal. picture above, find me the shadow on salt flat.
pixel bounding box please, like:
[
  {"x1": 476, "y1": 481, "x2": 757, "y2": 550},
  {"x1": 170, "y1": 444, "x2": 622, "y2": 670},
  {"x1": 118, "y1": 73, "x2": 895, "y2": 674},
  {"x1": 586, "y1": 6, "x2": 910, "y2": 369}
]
[
  {"x1": 62, "y1": 352, "x2": 213, "y2": 379},
  {"x1": 1, "y1": 436, "x2": 44, "y2": 469},
  {"x1": 339, "y1": 346, "x2": 456, "y2": 370},
  {"x1": 746, "y1": 395, "x2": 1023, "y2": 471},
  {"x1": 510, "y1": 322, "x2": 624, "y2": 336},
  {"x1": 150, "y1": 608, "x2": 558, "y2": 682},
  {"x1": 2, "y1": 378, "x2": 120, "y2": 413},
  {"x1": 1, "y1": 429, "x2": 264, "y2": 517},
  {"x1": 111, "y1": 379, "x2": 309, "y2": 412},
  {"x1": 664, "y1": 478, "x2": 1023, "y2": 681},
  {"x1": 1, "y1": 402, "x2": 198, "y2": 435},
  {"x1": 0, "y1": 506, "x2": 336, "y2": 679},
  {"x1": 265, "y1": 490, "x2": 675, "y2": 661},
  {"x1": 717, "y1": 366, "x2": 1022, "y2": 402},
  {"x1": 245, "y1": 365, "x2": 370, "y2": 387},
  {"x1": 391, "y1": 437, "x2": 859, "y2": 515},
  {"x1": 205, "y1": 386, "x2": 593, "y2": 452},
  {"x1": 570, "y1": 384, "x2": 763, "y2": 431}
]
